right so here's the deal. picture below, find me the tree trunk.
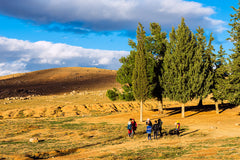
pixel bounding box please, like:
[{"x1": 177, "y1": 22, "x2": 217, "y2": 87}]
[
  {"x1": 159, "y1": 100, "x2": 163, "y2": 114},
  {"x1": 198, "y1": 98, "x2": 203, "y2": 107},
  {"x1": 215, "y1": 101, "x2": 219, "y2": 114},
  {"x1": 140, "y1": 100, "x2": 143, "y2": 122},
  {"x1": 182, "y1": 103, "x2": 185, "y2": 118}
]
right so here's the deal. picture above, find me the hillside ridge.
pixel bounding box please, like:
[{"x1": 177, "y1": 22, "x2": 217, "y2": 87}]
[{"x1": 0, "y1": 67, "x2": 120, "y2": 99}]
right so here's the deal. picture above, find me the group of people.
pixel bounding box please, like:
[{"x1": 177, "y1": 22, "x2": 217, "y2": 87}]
[
  {"x1": 127, "y1": 118, "x2": 137, "y2": 137},
  {"x1": 146, "y1": 119, "x2": 181, "y2": 140},
  {"x1": 127, "y1": 118, "x2": 181, "y2": 140},
  {"x1": 146, "y1": 118, "x2": 163, "y2": 140}
]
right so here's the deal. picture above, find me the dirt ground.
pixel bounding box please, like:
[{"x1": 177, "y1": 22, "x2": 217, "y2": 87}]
[
  {"x1": 1, "y1": 101, "x2": 239, "y2": 160},
  {"x1": 51, "y1": 104, "x2": 240, "y2": 160},
  {"x1": 0, "y1": 67, "x2": 240, "y2": 159}
]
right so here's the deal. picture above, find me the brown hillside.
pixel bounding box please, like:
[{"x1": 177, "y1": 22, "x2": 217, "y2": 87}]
[{"x1": 0, "y1": 67, "x2": 120, "y2": 99}]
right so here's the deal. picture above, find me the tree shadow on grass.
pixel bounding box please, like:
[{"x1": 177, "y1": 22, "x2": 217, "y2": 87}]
[
  {"x1": 25, "y1": 136, "x2": 124, "y2": 159},
  {"x1": 179, "y1": 129, "x2": 200, "y2": 137},
  {"x1": 158, "y1": 103, "x2": 237, "y2": 118}
]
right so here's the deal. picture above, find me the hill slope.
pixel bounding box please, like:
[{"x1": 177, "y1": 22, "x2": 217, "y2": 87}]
[{"x1": 0, "y1": 67, "x2": 120, "y2": 99}]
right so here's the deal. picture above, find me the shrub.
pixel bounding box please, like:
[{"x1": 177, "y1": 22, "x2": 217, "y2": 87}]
[{"x1": 106, "y1": 88, "x2": 119, "y2": 101}]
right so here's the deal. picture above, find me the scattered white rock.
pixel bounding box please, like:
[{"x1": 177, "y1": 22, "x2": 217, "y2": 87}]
[
  {"x1": 29, "y1": 137, "x2": 39, "y2": 143},
  {"x1": 210, "y1": 126, "x2": 217, "y2": 129}
]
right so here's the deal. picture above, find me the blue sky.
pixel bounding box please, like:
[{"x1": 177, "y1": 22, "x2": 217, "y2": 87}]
[{"x1": 0, "y1": 0, "x2": 238, "y2": 76}]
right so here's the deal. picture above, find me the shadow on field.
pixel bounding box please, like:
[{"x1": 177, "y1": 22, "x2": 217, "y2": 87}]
[
  {"x1": 160, "y1": 103, "x2": 237, "y2": 118},
  {"x1": 25, "y1": 136, "x2": 124, "y2": 159},
  {"x1": 179, "y1": 129, "x2": 200, "y2": 137}
]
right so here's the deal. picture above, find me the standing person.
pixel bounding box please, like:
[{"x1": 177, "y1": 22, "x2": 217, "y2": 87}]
[
  {"x1": 146, "y1": 124, "x2": 152, "y2": 140},
  {"x1": 175, "y1": 120, "x2": 180, "y2": 136},
  {"x1": 152, "y1": 120, "x2": 159, "y2": 139},
  {"x1": 131, "y1": 119, "x2": 137, "y2": 135},
  {"x1": 127, "y1": 121, "x2": 132, "y2": 137},
  {"x1": 158, "y1": 118, "x2": 163, "y2": 137},
  {"x1": 146, "y1": 118, "x2": 152, "y2": 127}
]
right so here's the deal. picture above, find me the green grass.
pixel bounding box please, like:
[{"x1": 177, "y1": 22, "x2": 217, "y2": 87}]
[
  {"x1": 0, "y1": 115, "x2": 129, "y2": 157},
  {"x1": 96, "y1": 146, "x2": 189, "y2": 159},
  {"x1": 1, "y1": 114, "x2": 240, "y2": 159}
]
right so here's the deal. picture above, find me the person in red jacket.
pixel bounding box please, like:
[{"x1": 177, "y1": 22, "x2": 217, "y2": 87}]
[{"x1": 131, "y1": 119, "x2": 137, "y2": 135}]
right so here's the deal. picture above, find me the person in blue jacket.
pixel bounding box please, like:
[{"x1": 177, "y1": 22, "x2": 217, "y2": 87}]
[
  {"x1": 127, "y1": 121, "x2": 132, "y2": 137},
  {"x1": 146, "y1": 124, "x2": 152, "y2": 140}
]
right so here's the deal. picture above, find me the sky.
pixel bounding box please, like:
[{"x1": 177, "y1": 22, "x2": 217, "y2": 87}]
[{"x1": 0, "y1": 0, "x2": 238, "y2": 76}]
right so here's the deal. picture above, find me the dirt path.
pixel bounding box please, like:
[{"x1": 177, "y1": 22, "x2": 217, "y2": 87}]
[{"x1": 49, "y1": 105, "x2": 240, "y2": 159}]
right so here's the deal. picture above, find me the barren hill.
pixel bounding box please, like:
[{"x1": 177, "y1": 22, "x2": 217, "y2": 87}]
[{"x1": 0, "y1": 67, "x2": 120, "y2": 99}]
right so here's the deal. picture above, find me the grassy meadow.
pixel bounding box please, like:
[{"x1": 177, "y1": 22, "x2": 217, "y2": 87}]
[
  {"x1": 0, "y1": 113, "x2": 240, "y2": 159},
  {"x1": 0, "y1": 89, "x2": 239, "y2": 159}
]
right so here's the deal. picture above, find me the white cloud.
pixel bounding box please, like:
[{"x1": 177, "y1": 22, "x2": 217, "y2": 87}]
[
  {"x1": 0, "y1": 36, "x2": 129, "y2": 76},
  {"x1": 0, "y1": 60, "x2": 29, "y2": 76},
  {"x1": 0, "y1": 0, "x2": 226, "y2": 32},
  {"x1": 204, "y1": 17, "x2": 227, "y2": 33}
]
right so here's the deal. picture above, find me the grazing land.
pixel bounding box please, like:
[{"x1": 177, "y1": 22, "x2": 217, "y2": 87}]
[{"x1": 0, "y1": 67, "x2": 239, "y2": 160}]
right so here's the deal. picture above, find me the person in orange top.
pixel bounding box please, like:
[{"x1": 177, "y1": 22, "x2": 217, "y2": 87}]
[{"x1": 175, "y1": 120, "x2": 180, "y2": 136}]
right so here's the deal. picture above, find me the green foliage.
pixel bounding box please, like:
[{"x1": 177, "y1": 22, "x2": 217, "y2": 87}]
[
  {"x1": 119, "y1": 85, "x2": 135, "y2": 101},
  {"x1": 116, "y1": 50, "x2": 135, "y2": 86},
  {"x1": 115, "y1": 23, "x2": 167, "y2": 102},
  {"x1": 163, "y1": 18, "x2": 199, "y2": 104},
  {"x1": 132, "y1": 23, "x2": 149, "y2": 102},
  {"x1": 226, "y1": 3, "x2": 240, "y2": 105},
  {"x1": 146, "y1": 23, "x2": 168, "y2": 101},
  {"x1": 212, "y1": 45, "x2": 229, "y2": 102},
  {"x1": 106, "y1": 88, "x2": 119, "y2": 101},
  {"x1": 195, "y1": 28, "x2": 215, "y2": 101}
]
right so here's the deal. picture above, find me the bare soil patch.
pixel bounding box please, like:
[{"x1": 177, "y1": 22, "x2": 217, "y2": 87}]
[{"x1": 0, "y1": 67, "x2": 239, "y2": 159}]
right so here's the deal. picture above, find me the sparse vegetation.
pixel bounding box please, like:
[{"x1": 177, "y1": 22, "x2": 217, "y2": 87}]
[
  {"x1": 0, "y1": 109, "x2": 239, "y2": 160},
  {"x1": 106, "y1": 88, "x2": 119, "y2": 101}
]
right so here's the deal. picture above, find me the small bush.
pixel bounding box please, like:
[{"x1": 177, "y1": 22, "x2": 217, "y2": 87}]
[{"x1": 106, "y1": 88, "x2": 119, "y2": 101}]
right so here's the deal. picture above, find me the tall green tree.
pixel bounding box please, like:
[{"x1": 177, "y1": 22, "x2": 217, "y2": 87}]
[
  {"x1": 227, "y1": 2, "x2": 240, "y2": 105},
  {"x1": 132, "y1": 23, "x2": 149, "y2": 122},
  {"x1": 195, "y1": 28, "x2": 215, "y2": 107},
  {"x1": 212, "y1": 45, "x2": 228, "y2": 114},
  {"x1": 163, "y1": 18, "x2": 203, "y2": 118},
  {"x1": 146, "y1": 23, "x2": 168, "y2": 113},
  {"x1": 116, "y1": 24, "x2": 158, "y2": 102}
]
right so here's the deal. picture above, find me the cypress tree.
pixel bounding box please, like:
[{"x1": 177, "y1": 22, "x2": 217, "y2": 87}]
[
  {"x1": 163, "y1": 18, "x2": 201, "y2": 118},
  {"x1": 132, "y1": 23, "x2": 149, "y2": 122},
  {"x1": 212, "y1": 45, "x2": 228, "y2": 114},
  {"x1": 227, "y1": 2, "x2": 240, "y2": 105},
  {"x1": 146, "y1": 23, "x2": 168, "y2": 113},
  {"x1": 195, "y1": 28, "x2": 215, "y2": 107},
  {"x1": 116, "y1": 24, "x2": 157, "y2": 102}
]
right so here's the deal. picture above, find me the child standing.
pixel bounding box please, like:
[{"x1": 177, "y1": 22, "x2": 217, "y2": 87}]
[
  {"x1": 127, "y1": 121, "x2": 132, "y2": 137},
  {"x1": 175, "y1": 120, "x2": 180, "y2": 136},
  {"x1": 152, "y1": 120, "x2": 159, "y2": 139},
  {"x1": 146, "y1": 124, "x2": 152, "y2": 140}
]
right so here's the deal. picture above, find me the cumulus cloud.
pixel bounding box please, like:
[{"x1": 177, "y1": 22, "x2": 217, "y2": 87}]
[
  {"x1": 0, "y1": 59, "x2": 29, "y2": 76},
  {"x1": 0, "y1": 0, "x2": 226, "y2": 33},
  {"x1": 0, "y1": 36, "x2": 129, "y2": 76}
]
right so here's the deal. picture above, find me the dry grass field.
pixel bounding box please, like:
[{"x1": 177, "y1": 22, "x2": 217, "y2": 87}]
[{"x1": 0, "y1": 67, "x2": 239, "y2": 160}]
